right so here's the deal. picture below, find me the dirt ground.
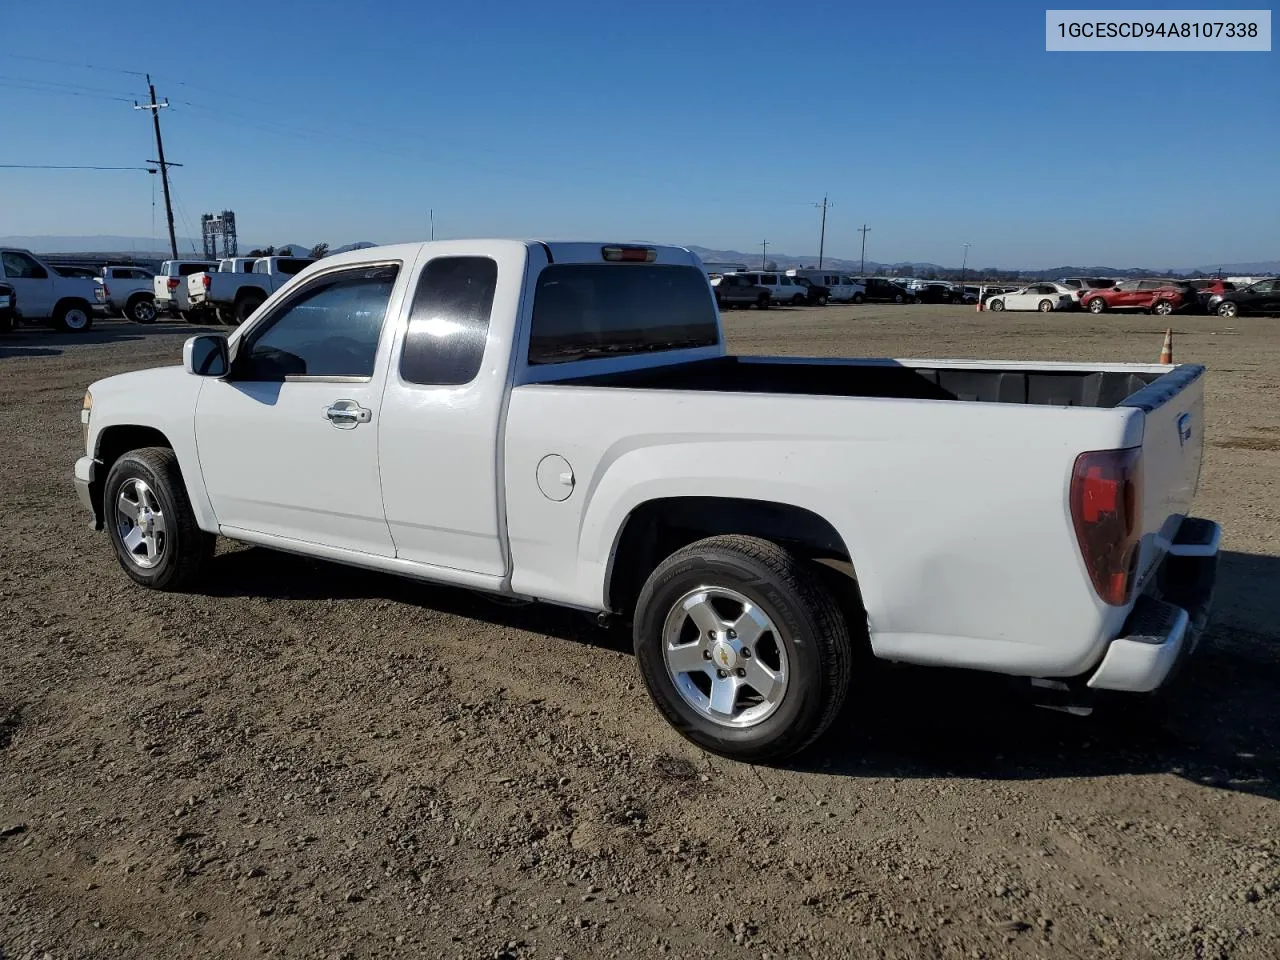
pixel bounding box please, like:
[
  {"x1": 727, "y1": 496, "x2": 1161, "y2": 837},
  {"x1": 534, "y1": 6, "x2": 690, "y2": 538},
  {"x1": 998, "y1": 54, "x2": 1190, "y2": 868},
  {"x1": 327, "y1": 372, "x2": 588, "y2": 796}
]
[{"x1": 1, "y1": 305, "x2": 1277, "y2": 960}]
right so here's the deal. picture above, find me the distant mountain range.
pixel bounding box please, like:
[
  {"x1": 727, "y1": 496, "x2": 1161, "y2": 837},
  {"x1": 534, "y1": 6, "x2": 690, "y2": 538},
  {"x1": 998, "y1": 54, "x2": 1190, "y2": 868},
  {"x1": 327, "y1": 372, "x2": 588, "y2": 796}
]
[{"x1": 3, "y1": 236, "x2": 1274, "y2": 278}]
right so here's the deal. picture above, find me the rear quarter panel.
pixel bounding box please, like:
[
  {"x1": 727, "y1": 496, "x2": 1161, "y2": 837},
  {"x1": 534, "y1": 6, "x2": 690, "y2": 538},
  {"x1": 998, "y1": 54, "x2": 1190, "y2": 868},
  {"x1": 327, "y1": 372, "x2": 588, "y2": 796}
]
[{"x1": 504, "y1": 380, "x2": 1145, "y2": 677}]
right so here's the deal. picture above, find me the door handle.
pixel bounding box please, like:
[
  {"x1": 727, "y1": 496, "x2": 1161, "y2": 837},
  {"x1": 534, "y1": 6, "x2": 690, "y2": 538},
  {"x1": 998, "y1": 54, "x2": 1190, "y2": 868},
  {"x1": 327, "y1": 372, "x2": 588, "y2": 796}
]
[{"x1": 324, "y1": 400, "x2": 372, "y2": 428}]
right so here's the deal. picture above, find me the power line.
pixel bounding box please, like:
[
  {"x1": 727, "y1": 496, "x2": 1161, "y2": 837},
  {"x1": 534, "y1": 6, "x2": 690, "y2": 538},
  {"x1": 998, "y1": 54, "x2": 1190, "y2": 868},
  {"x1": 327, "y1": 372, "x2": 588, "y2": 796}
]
[
  {"x1": 7, "y1": 54, "x2": 147, "y2": 78},
  {"x1": 0, "y1": 163, "x2": 155, "y2": 171},
  {"x1": 0, "y1": 78, "x2": 135, "y2": 103}
]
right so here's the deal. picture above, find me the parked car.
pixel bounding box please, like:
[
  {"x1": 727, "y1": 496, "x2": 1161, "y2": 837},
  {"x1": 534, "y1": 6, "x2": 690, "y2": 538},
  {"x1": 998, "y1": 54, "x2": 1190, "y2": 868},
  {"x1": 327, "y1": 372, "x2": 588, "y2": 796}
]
[
  {"x1": 1207, "y1": 277, "x2": 1280, "y2": 318},
  {"x1": 73, "y1": 239, "x2": 1219, "y2": 762},
  {"x1": 787, "y1": 270, "x2": 865, "y2": 304},
  {"x1": 984, "y1": 283, "x2": 1077, "y2": 313},
  {"x1": 154, "y1": 260, "x2": 220, "y2": 320},
  {"x1": 729, "y1": 271, "x2": 809, "y2": 306},
  {"x1": 1188, "y1": 278, "x2": 1237, "y2": 314},
  {"x1": 96, "y1": 265, "x2": 158, "y2": 323},
  {"x1": 961, "y1": 286, "x2": 981, "y2": 304},
  {"x1": 790, "y1": 276, "x2": 831, "y2": 305},
  {"x1": 913, "y1": 282, "x2": 962, "y2": 304},
  {"x1": 0, "y1": 281, "x2": 14, "y2": 333},
  {"x1": 859, "y1": 277, "x2": 912, "y2": 303},
  {"x1": 0, "y1": 247, "x2": 97, "y2": 332},
  {"x1": 1081, "y1": 279, "x2": 1197, "y2": 316},
  {"x1": 711, "y1": 273, "x2": 771, "y2": 309},
  {"x1": 52, "y1": 265, "x2": 101, "y2": 279},
  {"x1": 188, "y1": 256, "x2": 315, "y2": 326}
]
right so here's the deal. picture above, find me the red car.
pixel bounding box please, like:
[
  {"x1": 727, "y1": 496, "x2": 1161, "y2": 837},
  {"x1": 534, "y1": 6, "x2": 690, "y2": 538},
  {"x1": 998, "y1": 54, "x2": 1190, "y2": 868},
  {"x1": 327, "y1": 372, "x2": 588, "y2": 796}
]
[{"x1": 1081, "y1": 279, "x2": 1197, "y2": 316}]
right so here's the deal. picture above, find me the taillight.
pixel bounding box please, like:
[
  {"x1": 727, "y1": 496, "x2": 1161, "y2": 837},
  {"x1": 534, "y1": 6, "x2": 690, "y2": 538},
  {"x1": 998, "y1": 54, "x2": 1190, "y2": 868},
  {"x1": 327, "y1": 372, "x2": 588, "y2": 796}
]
[
  {"x1": 601, "y1": 245, "x2": 657, "y2": 262},
  {"x1": 167, "y1": 278, "x2": 180, "y2": 290},
  {"x1": 202, "y1": 274, "x2": 211, "y2": 289},
  {"x1": 1070, "y1": 447, "x2": 1143, "y2": 605},
  {"x1": 102, "y1": 283, "x2": 111, "y2": 297}
]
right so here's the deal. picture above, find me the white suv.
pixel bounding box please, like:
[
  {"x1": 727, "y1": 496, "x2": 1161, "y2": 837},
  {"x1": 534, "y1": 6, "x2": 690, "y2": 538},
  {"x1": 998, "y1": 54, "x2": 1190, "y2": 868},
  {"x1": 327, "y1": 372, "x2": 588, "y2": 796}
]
[
  {"x1": 731, "y1": 271, "x2": 808, "y2": 305},
  {"x1": 788, "y1": 270, "x2": 867, "y2": 304}
]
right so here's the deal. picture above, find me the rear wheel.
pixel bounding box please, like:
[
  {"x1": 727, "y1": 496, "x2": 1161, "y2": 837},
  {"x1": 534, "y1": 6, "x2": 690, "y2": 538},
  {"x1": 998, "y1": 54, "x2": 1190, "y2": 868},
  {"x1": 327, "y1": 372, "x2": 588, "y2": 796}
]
[
  {"x1": 1038, "y1": 299, "x2": 1054, "y2": 313},
  {"x1": 1217, "y1": 301, "x2": 1238, "y2": 318},
  {"x1": 893, "y1": 293, "x2": 904, "y2": 304},
  {"x1": 235, "y1": 294, "x2": 265, "y2": 325},
  {"x1": 989, "y1": 298, "x2": 1005, "y2": 312},
  {"x1": 1087, "y1": 297, "x2": 1107, "y2": 314},
  {"x1": 633, "y1": 535, "x2": 852, "y2": 762},
  {"x1": 756, "y1": 295, "x2": 770, "y2": 310},
  {"x1": 54, "y1": 301, "x2": 93, "y2": 333},
  {"x1": 126, "y1": 294, "x2": 157, "y2": 324},
  {"x1": 852, "y1": 293, "x2": 864, "y2": 304},
  {"x1": 1153, "y1": 299, "x2": 1174, "y2": 316},
  {"x1": 791, "y1": 294, "x2": 806, "y2": 306}
]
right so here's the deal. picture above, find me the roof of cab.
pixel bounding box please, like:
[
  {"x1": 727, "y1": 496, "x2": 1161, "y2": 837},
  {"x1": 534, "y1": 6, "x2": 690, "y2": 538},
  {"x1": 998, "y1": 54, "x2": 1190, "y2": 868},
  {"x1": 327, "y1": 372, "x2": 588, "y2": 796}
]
[{"x1": 301, "y1": 240, "x2": 699, "y2": 274}]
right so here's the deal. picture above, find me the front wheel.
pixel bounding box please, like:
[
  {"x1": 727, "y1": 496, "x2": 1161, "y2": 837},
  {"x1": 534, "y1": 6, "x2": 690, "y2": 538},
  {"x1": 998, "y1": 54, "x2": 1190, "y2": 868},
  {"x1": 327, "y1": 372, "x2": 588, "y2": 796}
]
[
  {"x1": 1152, "y1": 299, "x2": 1174, "y2": 316},
  {"x1": 988, "y1": 298, "x2": 1005, "y2": 312},
  {"x1": 756, "y1": 296, "x2": 770, "y2": 310},
  {"x1": 126, "y1": 294, "x2": 157, "y2": 324},
  {"x1": 103, "y1": 448, "x2": 214, "y2": 591},
  {"x1": 235, "y1": 296, "x2": 265, "y2": 325},
  {"x1": 1217, "y1": 301, "x2": 1238, "y2": 318},
  {"x1": 852, "y1": 293, "x2": 864, "y2": 304},
  {"x1": 816, "y1": 295, "x2": 828, "y2": 306},
  {"x1": 1038, "y1": 299, "x2": 1054, "y2": 313},
  {"x1": 633, "y1": 535, "x2": 852, "y2": 762},
  {"x1": 1087, "y1": 297, "x2": 1107, "y2": 314},
  {"x1": 893, "y1": 294, "x2": 904, "y2": 304}
]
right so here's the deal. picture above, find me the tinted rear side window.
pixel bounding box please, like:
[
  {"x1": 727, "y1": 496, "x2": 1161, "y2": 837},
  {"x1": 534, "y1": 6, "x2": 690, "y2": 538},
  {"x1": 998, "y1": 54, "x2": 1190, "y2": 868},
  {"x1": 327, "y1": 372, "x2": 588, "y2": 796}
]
[
  {"x1": 276, "y1": 258, "x2": 313, "y2": 276},
  {"x1": 528, "y1": 264, "x2": 719, "y2": 365},
  {"x1": 401, "y1": 256, "x2": 497, "y2": 386},
  {"x1": 178, "y1": 263, "x2": 215, "y2": 276}
]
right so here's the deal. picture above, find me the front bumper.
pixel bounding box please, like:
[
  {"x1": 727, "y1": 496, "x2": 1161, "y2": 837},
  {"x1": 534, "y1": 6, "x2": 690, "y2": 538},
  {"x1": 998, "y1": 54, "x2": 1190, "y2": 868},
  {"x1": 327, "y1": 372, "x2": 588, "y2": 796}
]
[
  {"x1": 74, "y1": 456, "x2": 103, "y2": 529},
  {"x1": 1087, "y1": 517, "x2": 1220, "y2": 693}
]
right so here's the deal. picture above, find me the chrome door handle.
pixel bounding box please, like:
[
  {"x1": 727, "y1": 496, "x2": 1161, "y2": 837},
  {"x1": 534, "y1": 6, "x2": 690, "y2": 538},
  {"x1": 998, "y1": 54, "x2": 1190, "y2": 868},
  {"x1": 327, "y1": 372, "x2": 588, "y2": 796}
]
[{"x1": 324, "y1": 400, "x2": 372, "y2": 428}]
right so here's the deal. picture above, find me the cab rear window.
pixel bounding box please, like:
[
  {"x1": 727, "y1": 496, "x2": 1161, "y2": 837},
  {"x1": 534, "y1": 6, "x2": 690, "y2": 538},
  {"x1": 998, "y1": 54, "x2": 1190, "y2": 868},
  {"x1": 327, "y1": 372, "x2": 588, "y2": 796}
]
[{"x1": 528, "y1": 264, "x2": 719, "y2": 365}]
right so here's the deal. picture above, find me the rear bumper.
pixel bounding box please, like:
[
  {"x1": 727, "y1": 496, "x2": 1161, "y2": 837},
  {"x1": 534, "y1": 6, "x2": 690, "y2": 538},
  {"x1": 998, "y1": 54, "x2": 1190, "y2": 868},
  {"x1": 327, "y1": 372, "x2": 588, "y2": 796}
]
[{"x1": 1087, "y1": 517, "x2": 1219, "y2": 693}]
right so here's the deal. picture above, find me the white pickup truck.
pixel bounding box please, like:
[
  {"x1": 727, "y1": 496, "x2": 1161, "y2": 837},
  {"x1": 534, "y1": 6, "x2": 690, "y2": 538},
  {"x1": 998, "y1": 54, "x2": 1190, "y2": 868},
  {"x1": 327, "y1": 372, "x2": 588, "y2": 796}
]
[
  {"x1": 73, "y1": 240, "x2": 1220, "y2": 761},
  {"x1": 187, "y1": 255, "x2": 314, "y2": 326},
  {"x1": 0, "y1": 247, "x2": 99, "y2": 332}
]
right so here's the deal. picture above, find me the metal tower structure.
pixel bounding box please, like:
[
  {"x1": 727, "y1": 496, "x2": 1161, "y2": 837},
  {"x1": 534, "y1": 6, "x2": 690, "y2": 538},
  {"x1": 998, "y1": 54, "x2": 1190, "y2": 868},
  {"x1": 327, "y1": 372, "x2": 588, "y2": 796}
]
[{"x1": 200, "y1": 210, "x2": 238, "y2": 259}]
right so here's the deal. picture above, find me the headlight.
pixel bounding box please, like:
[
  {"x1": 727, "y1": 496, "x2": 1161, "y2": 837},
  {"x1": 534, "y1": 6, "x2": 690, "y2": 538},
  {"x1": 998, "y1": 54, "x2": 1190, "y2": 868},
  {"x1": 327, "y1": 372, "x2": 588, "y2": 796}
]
[{"x1": 81, "y1": 391, "x2": 93, "y2": 446}]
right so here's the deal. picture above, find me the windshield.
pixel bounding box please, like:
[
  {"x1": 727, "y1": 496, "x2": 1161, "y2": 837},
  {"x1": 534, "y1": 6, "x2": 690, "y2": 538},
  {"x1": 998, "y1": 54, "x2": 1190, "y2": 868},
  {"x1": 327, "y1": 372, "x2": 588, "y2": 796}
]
[{"x1": 528, "y1": 264, "x2": 719, "y2": 365}]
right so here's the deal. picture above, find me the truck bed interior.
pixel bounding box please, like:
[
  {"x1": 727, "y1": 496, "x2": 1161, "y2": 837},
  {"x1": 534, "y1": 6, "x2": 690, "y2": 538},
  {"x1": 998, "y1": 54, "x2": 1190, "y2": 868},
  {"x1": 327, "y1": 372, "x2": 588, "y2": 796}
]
[{"x1": 551, "y1": 356, "x2": 1162, "y2": 408}]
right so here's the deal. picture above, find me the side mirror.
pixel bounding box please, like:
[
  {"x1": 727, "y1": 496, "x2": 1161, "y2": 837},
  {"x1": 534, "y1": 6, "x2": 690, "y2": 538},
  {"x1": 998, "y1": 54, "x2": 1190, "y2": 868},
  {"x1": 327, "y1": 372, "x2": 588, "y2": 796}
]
[{"x1": 183, "y1": 334, "x2": 229, "y2": 377}]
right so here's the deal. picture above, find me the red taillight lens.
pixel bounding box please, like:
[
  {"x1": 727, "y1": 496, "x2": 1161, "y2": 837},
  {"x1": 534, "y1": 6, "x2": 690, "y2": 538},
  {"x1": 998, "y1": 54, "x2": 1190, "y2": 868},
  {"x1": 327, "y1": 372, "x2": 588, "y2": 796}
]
[
  {"x1": 202, "y1": 274, "x2": 211, "y2": 289},
  {"x1": 1070, "y1": 447, "x2": 1142, "y2": 605},
  {"x1": 167, "y1": 278, "x2": 180, "y2": 290},
  {"x1": 601, "y1": 245, "x2": 657, "y2": 262}
]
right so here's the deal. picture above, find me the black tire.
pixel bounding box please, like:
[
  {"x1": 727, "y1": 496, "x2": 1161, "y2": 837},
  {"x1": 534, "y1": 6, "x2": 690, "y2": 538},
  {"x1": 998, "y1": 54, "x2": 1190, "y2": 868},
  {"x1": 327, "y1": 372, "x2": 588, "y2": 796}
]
[
  {"x1": 0, "y1": 310, "x2": 12, "y2": 334},
  {"x1": 816, "y1": 295, "x2": 828, "y2": 306},
  {"x1": 989, "y1": 298, "x2": 1005, "y2": 312},
  {"x1": 126, "y1": 293, "x2": 157, "y2": 324},
  {"x1": 1038, "y1": 299, "x2": 1054, "y2": 313},
  {"x1": 1152, "y1": 299, "x2": 1174, "y2": 316},
  {"x1": 1087, "y1": 297, "x2": 1107, "y2": 314},
  {"x1": 235, "y1": 295, "x2": 265, "y2": 325},
  {"x1": 54, "y1": 300, "x2": 94, "y2": 333},
  {"x1": 180, "y1": 310, "x2": 199, "y2": 324},
  {"x1": 791, "y1": 294, "x2": 806, "y2": 306},
  {"x1": 103, "y1": 447, "x2": 214, "y2": 591},
  {"x1": 1217, "y1": 301, "x2": 1238, "y2": 318},
  {"x1": 852, "y1": 293, "x2": 864, "y2": 304},
  {"x1": 756, "y1": 296, "x2": 770, "y2": 310},
  {"x1": 892, "y1": 294, "x2": 904, "y2": 304},
  {"x1": 633, "y1": 535, "x2": 853, "y2": 762}
]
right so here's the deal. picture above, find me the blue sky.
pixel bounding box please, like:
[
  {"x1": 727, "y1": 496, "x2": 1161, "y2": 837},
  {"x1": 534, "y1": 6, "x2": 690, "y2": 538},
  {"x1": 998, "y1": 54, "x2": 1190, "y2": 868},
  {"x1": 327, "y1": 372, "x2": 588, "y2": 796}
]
[{"x1": 4, "y1": 0, "x2": 1276, "y2": 267}]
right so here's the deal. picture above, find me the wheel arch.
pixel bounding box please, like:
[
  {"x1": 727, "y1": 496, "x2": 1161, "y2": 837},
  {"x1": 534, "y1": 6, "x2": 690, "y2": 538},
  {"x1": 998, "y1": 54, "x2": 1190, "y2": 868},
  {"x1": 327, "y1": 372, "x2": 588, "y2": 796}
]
[
  {"x1": 604, "y1": 496, "x2": 866, "y2": 624},
  {"x1": 54, "y1": 295, "x2": 93, "y2": 316}
]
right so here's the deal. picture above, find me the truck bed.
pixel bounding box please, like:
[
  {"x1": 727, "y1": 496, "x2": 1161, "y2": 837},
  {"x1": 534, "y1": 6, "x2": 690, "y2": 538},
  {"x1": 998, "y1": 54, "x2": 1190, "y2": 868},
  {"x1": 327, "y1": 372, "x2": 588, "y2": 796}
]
[{"x1": 548, "y1": 355, "x2": 1165, "y2": 408}]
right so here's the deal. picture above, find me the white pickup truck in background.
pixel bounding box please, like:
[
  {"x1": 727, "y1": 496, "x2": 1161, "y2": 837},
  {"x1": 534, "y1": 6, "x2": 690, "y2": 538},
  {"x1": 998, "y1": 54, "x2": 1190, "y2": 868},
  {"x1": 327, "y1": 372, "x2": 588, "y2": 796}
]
[
  {"x1": 73, "y1": 240, "x2": 1219, "y2": 762},
  {"x1": 154, "y1": 259, "x2": 219, "y2": 320},
  {"x1": 187, "y1": 255, "x2": 314, "y2": 326},
  {"x1": 0, "y1": 247, "x2": 98, "y2": 332},
  {"x1": 95, "y1": 265, "x2": 158, "y2": 323}
]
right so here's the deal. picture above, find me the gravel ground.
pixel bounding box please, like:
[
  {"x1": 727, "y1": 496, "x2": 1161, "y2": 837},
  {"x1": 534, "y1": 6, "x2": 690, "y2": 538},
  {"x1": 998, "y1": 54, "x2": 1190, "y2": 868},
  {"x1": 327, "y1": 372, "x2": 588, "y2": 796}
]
[{"x1": 1, "y1": 306, "x2": 1277, "y2": 960}]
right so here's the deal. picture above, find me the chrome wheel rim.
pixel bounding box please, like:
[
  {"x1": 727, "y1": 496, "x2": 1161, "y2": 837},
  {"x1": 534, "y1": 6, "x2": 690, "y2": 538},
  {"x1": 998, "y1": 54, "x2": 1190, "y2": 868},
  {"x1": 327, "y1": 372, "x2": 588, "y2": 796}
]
[
  {"x1": 1220, "y1": 303, "x2": 1236, "y2": 317},
  {"x1": 662, "y1": 586, "x2": 789, "y2": 729},
  {"x1": 115, "y1": 478, "x2": 167, "y2": 569}
]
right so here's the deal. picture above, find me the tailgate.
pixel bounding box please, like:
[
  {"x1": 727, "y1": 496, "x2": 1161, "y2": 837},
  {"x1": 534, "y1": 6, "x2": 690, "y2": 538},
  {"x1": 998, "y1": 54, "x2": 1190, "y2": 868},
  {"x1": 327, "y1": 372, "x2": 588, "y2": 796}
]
[
  {"x1": 188, "y1": 274, "x2": 209, "y2": 302},
  {"x1": 1125, "y1": 364, "x2": 1206, "y2": 553}
]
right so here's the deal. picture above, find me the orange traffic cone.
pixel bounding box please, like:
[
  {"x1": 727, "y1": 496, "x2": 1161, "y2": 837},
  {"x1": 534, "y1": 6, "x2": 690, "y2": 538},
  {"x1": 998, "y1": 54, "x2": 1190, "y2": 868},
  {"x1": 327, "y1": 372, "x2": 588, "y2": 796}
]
[{"x1": 1159, "y1": 328, "x2": 1173, "y2": 364}]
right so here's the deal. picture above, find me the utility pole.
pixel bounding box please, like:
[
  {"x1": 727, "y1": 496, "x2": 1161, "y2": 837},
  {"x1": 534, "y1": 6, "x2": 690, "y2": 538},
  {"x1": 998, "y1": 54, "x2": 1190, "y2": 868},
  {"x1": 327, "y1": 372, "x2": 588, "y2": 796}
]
[
  {"x1": 857, "y1": 224, "x2": 871, "y2": 276},
  {"x1": 429, "y1": 209, "x2": 435, "y2": 241},
  {"x1": 760, "y1": 239, "x2": 769, "y2": 270},
  {"x1": 960, "y1": 242, "x2": 971, "y2": 286},
  {"x1": 812, "y1": 194, "x2": 832, "y2": 269},
  {"x1": 134, "y1": 75, "x2": 178, "y2": 259}
]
